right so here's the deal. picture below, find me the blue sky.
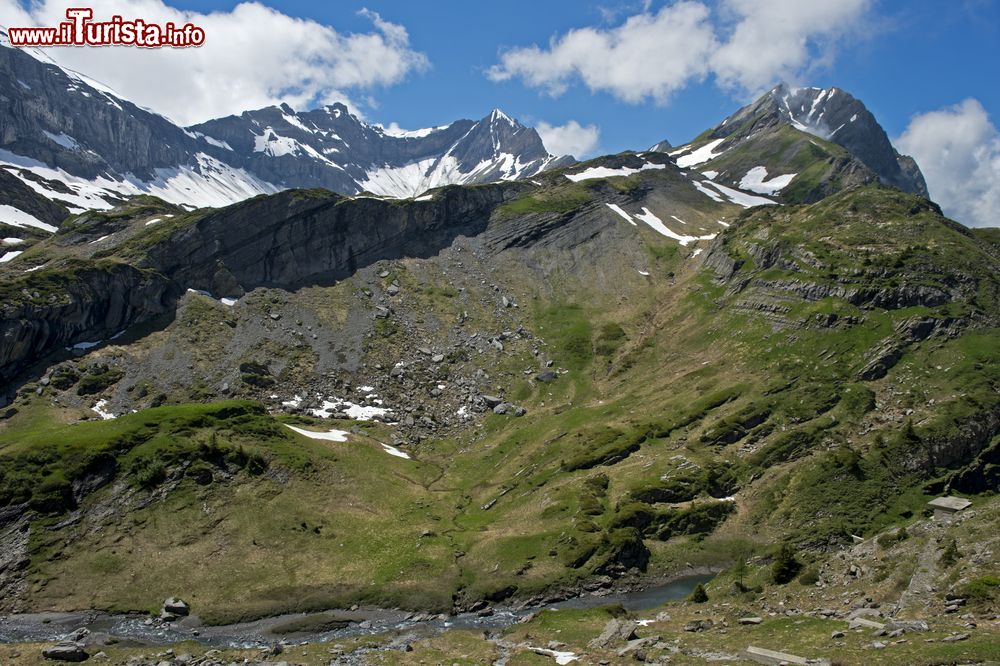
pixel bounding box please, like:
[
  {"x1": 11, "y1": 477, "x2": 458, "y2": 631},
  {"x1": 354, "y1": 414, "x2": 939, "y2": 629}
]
[
  {"x1": 154, "y1": 0, "x2": 999, "y2": 153},
  {"x1": 5, "y1": 0, "x2": 1000, "y2": 226}
]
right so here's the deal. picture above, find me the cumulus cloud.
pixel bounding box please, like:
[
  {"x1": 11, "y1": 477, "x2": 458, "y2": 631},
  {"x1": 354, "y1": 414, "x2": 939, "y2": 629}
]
[
  {"x1": 536, "y1": 120, "x2": 601, "y2": 158},
  {"x1": 711, "y1": 0, "x2": 872, "y2": 93},
  {"x1": 489, "y1": 0, "x2": 872, "y2": 102},
  {"x1": 488, "y1": 2, "x2": 717, "y2": 104},
  {"x1": 897, "y1": 99, "x2": 1000, "y2": 229},
  {"x1": 0, "y1": 0, "x2": 428, "y2": 125}
]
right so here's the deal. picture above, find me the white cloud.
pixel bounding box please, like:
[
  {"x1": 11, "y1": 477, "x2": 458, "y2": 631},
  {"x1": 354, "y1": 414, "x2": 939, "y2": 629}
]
[
  {"x1": 489, "y1": 0, "x2": 872, "y2": 102},
  {"x1": 488, "y1": 2, "x2": 717, "y2": 104},
  {"x1": 897, "y1": 99, "x2": 1000, "y2": 229},
  {"x1": 0, "y1": 1, "x2": 428, "y2": 125},
  {"x1": 711, "y1": 0, "x2": 872, "y2": 94},
  {"x1": 536, "y1": 120, "x2": 600, "y2": 158}
]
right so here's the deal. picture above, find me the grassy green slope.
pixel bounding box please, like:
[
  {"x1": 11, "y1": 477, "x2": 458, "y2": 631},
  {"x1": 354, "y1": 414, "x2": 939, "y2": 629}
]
[{"x1": 1, "y1": 184, "x2": 997, "y2": 623}]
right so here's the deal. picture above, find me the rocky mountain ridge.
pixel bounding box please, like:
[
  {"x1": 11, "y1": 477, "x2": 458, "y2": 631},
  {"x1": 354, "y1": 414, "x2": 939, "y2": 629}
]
[
  {"x1": 0, "y1": 33, "x2": 569, "y2": 228},
  {"x1": 659, "y1": 84, "x2": 928, "y2": 206}
]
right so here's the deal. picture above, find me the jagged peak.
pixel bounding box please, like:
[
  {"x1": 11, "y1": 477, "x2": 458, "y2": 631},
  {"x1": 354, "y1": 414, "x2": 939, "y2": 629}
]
[{"x1": 488, "y1": 108, "x2": 517, "y2": 127}]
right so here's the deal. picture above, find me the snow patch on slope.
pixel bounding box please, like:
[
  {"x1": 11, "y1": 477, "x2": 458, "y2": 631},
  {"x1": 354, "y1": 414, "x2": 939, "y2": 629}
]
[
  {"x1": 285, "y1": 424, "x2": 350, "y2": 442},
  {"x1": 564, "y1": 162, "x2": 665, "y2": 183},
  {"x1": 738, "y1": 166, "x2": 796, "y2": 194},
  {"x1": 633, "y1": 208, "x2": 717, "y2": 246},
  {"x1": 0, "y1": 203, "x2": 57, "y2": 232},
  {"x1": 1, "y1": 149, "x2": 277, "y2": 213},
  {"x1": 705, "y1": 181, "x2": 777, "y2": 208},
  {"x1": 605, "y1": 203, "x2": 636, "y2": 226},
  {"x1": 674, "y1": 139, "x2": 727, "y2": 168}
]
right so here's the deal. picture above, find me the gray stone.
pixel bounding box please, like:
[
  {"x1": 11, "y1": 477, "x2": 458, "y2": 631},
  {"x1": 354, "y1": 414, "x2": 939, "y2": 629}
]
[
  {"x1": 588, "y1": 618, "x2": 638, "y2": 648},
  {"x1": 885, "y1": 620, "x2": 930, "y2": 633},
  {"x1": 849, "y1": 618, "x2": 885, "y2": 630},
  {"x1": 617, "y1": 636, "x2": 657, "y2": 657},
  {"x1": 683, "y1": 619, "x2": 714, "y2": 632},
  {"x1": 42, "y1": 643, "x2": 89, "y2": 662},
  {"x1": 481, "y1": 395, "x2": 503, "y2": 408},
  {"x1": 742, "y1": 646, "x2": 809, "y2": 665},
  {"x1": 738, "y1": 617, "x2": 763, "y2": 625},
  {"x1": 162, "y1": 597, "x2": 190, "y2": 616}
]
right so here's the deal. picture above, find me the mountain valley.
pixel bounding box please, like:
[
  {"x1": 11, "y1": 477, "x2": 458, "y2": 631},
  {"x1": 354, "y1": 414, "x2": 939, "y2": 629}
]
[{"x1": 0, "y1": 32, "x2": 998, "y2": 666}]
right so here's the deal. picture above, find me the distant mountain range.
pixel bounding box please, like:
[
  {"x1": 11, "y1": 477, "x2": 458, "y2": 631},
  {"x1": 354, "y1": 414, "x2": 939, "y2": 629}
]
[
  {"x1": 0, "y1": 31, "x2": 571, "y2": 229},
  {"x1": 1, "y1": 30, "x2": 928, "y2": 239}
]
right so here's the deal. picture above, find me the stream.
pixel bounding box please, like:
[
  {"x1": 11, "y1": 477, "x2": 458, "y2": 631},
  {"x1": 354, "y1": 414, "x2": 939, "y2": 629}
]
[{"x1": 0, "y1": 575, "x2": 713, "y2": 648}]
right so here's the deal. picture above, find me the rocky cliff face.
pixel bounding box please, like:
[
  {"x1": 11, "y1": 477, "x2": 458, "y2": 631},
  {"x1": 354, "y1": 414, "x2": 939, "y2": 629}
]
[
  {"x1": 0, "y1": 262, "x2": 178, "y2": 383},
  {"x1": 0, "y1": 184, "x2": 521, "y2": 385},
  {"x1": 146, "y1": 184, "x2": 518, "y2": 294}
]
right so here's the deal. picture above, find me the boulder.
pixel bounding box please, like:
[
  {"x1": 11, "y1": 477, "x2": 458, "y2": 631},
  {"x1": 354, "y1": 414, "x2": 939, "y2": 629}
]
[
  {"x1": 617, "y1": 636, "x2": 658, "y2": 657},
  {"x1": 742, "y1": 646, "x2": 811, "y2": 665},
  {"x1": 683, "y1": 619, "x2": 714, "y2": 632},
  {"x1": 163, "y1": 597, "x2": 190, "y2": 617},
  {"x1": 481, "y1": 395, "x2": 503, "y2": 408},
  {"x1": 42, "y1": 643, "x2": 89, "y2": 662},
  {"x1": 847, "y1": 607, "x2": 881, "y2": 620},
  {"x1": 588, "y1": 618, "x2": 638, "y2": 648},
  {"x1": 738, "y1": 617, "x2": 763, "y2": 625},
  {"x1": 886, "y1": 619, "x2": 929, "y2": 633}
]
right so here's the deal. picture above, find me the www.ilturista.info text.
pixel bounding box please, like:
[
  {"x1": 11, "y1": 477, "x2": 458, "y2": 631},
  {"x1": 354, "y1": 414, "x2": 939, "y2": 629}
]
[{"x1": 7, "y1": 8, "x2": 205, "y2": 47}]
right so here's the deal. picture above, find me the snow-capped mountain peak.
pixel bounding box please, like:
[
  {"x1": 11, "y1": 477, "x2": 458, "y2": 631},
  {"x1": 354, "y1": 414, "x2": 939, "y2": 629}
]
[
  {"x1": 489, "y1": 108, "x2": 517, "y2": 127},
  {"x1": 704, "y1": 82, "x2": 927, "y2": 197},
  {"x1": 0, "y1": 42, "x2": 575, "y2": 225}
]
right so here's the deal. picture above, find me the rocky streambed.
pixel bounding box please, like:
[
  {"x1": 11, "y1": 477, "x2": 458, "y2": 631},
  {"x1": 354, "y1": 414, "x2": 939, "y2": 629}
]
[{"x1": 0, "y1": 575, "x2": 713, "y2": 649}]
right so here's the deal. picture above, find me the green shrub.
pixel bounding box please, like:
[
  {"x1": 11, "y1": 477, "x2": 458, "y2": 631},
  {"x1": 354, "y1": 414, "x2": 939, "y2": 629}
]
[
  {"x1": 595, "y1": 323, "x2": 627, "y2": 357},
  {"x1": 876, "y1": 527, "x2": 908, "y2": 549},
  {"x1": 963, "y1": 575, "x2": 1000, "y2": 601},
  {"x1": 939, "y1": 538, "x2": 961, "y2": 567},
  {"x1": 131, "y1": 457, "x2": 166, "y2": 489},
  {"x1": 50, "y1": 367, "x2": 80, "y2": 390},
  {"x1": 772, "y1": 542, "x2": 801, "y2": 584},
  {"x1": 798, "y1": 566, "x2": 820, "y2": 586},
  {"x1": 77, "y1": 367, "x2": 124, "y2": 395},
  {"x1": 689, "y1": 583, "x2": 708, "y2": 603}
]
